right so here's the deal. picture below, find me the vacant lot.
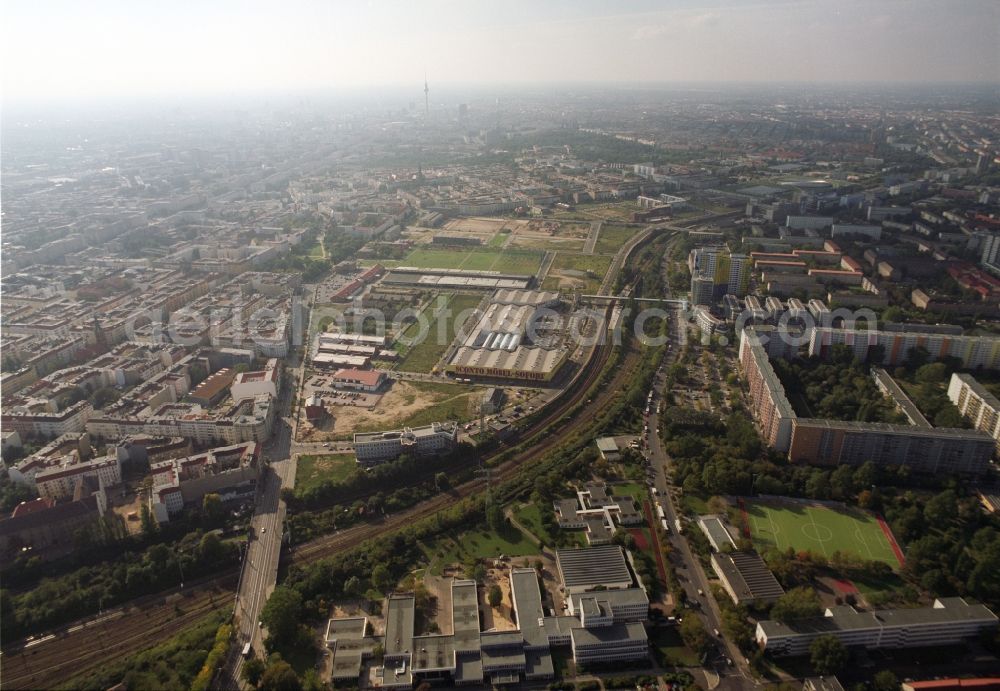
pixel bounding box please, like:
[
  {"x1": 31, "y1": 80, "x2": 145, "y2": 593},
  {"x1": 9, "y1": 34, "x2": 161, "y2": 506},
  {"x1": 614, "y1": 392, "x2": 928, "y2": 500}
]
[
  {"x1": 541, "y1": 253, "x2": 613, "y2": 293},
  {"x1": 743, "y1": 499, "x2": 902, "y2": 568},
  {"x1": 296, "y1": 453, "x2": 357, "y2": 493},
  {"x1": 313, "y1": 379, "x2": 477, "y2": 438},
  {"x1": 594, "y1": 224, "x2": 641, "y2": 254},
  {"x1": 395, "y1": 293, "x2": 483, "y2": 373}
]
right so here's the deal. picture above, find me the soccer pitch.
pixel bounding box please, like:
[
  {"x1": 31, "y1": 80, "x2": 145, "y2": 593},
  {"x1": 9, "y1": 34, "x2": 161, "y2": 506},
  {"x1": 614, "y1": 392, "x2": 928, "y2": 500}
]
[
  {"x1": 401, "y1": 248, "x2": 543, "y2": 275},
  {"x1": 743, "y1": 500, "x2": 903, "y2": 568}
]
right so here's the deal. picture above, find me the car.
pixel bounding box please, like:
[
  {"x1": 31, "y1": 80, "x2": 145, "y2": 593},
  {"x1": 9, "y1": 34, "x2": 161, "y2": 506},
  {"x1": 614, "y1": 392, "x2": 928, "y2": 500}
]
[
  {"x1": 697, "y1": 588, "x2": 704, "y2": 596},
  {"x1": 713, "y1": 628, "x2": 721, "y2": 637},
  {"x1": 261, "y1": 527, "x2": 267, "y2": 534}
]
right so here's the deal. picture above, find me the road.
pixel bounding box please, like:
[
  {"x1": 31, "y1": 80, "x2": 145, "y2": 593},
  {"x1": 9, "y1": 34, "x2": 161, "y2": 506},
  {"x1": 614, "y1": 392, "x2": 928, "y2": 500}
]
[
  {"x1": 641, "y1": 249, "x2": 757, "y2": 690},
  {"x1": 223, "y1": 365, "x2": 300, "y2": 688}
]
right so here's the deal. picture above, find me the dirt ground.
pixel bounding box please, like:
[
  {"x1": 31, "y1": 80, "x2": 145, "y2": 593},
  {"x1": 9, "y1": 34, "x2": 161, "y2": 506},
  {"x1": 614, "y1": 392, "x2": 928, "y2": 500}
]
[
  {"x1": 443, "y1": 217, "x2": 511, "y2": 235},
  {"x1": 480, "y1": 566, "x2": 518, "y2": 631},
  {"x1": 303, "y1": 379, "x2": 468, "y2": 439},
  {"x1": 109, "y1": 484, "x2": 145, "y2": 535}
]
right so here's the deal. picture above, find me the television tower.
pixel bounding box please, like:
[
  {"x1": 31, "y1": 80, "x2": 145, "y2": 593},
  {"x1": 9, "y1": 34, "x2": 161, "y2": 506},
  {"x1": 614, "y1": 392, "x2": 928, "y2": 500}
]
[{"x1": 424, "y1": 73, "x2": 429, "y2": 118}]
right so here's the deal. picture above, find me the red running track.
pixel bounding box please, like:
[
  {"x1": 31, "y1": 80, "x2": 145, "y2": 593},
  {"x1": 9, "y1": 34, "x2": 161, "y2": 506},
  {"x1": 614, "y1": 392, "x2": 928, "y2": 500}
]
[{"x1": 876, "y1": 514, "x2": 906, "y2": 568}]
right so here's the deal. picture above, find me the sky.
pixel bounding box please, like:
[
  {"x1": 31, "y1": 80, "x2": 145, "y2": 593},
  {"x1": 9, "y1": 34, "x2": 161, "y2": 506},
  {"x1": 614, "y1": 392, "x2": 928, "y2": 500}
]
[{"x1": 1, "y1": 0, "x2": 998, "y2": 105}]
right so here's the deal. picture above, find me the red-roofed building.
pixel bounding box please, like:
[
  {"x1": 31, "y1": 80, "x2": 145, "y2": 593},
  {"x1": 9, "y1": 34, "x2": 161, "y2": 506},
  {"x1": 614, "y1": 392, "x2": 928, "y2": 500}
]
[{"x1": 330, "y1": 368, "x2": 386, "y2": 392}]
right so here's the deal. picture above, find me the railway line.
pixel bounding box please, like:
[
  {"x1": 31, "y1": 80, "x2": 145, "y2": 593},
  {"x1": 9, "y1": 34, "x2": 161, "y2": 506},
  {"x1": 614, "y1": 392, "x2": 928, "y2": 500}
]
[
  {"x1": 2, "y1": 574, "x2": 237, "y2": 690},
  {"x1": 1, "y1": 228, "x2": 672, "y2": 690}
]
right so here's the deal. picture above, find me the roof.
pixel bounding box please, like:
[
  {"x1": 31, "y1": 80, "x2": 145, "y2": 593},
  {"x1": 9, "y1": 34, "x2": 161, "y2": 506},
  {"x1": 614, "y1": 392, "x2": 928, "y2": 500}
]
[
  {"x1": 384, "y1": 595, "x2": 415, "y2": 657},
  {"x1": 712, "y1": 551, "x2": 785, "y2": 602},
  {"x1": 759, "y1": 597, "x2": 998, "y2": 640},
  {"x1": 570, "y1": 622, "x2": 647, "y2": 647},
  {"x1": 556, "y1": 545, "x2": 633, "y2": 590},
  {"x1": 331, "y1": 368, "x2": 384, "y2": 387},
  {"x1": 595, "y1": 437, "x2": 619, "y2": 453}
]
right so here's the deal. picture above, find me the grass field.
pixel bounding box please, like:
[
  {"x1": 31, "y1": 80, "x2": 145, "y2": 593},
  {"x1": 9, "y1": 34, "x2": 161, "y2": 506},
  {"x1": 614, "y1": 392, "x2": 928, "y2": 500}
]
[
  {"x1": 594, "y1": 224, "x2": 641, "y2": 254},
  {"x1": 541, "y1": 252, "x2": 613, "y2": 293},
  {"x1": 395, "y1": 293, "x2": 483, "y2": 373},
  {"x1": 423, "y1": 526, "x2": 538, "y2": 574},
  {"x1": 513, "y1": 501, "x2": 588, "y2": 548},
  {"x1": 296, "y1": 453, "x2": 357, "y2": 493},
  {"x1": 401, "y1": 247, "x2": 543, "y2": 275},
  {"x1": 744, "y1": 500, "x2": 901, "y2": 567}
]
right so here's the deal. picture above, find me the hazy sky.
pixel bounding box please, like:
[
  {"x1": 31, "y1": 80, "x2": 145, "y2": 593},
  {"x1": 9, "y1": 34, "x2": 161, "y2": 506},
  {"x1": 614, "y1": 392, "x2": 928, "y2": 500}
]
[{"x1": 2, "y1": 0, "x2": 998, "y2": 105}]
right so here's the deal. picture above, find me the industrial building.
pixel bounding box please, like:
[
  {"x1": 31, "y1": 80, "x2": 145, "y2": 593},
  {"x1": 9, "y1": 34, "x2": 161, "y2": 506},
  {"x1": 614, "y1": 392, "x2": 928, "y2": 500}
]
[
  {"x1": 446, "y1": 289, "x2": 568, "y2": 382},
  {"x1": 382, "y1": 267, "x2": 532, "y2": 291}
]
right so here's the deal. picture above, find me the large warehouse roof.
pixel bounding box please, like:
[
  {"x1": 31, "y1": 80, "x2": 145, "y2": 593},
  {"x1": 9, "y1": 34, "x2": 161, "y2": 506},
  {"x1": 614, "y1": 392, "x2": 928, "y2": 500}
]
[{"x1": 556, "y1": 545, "x2": 633, "y2": 590}]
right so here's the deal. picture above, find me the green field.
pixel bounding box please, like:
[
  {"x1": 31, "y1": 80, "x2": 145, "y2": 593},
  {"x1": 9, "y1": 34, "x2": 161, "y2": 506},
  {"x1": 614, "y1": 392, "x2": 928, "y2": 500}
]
[
  {"x1": 296, "y1": 453, "x2": 357, "y2": 493},
  {"x1": 744, "y1": 500, "x2": 901, "y2": 567},
  {"x1": 422, "y1": 526, "x2": 538, "y2": 574},
  {"x1": 594, "y1": 224, "x2": 641, "y2": 254},
  {"x1": 396, "y1": 293, "x2": 483, "y2": 373},
  {"x1": 513, "y1": 501, "x2": 588, "y2": 548},
  {"x1": 400, "y1": 247, "x2": 543, "y2": 275}
]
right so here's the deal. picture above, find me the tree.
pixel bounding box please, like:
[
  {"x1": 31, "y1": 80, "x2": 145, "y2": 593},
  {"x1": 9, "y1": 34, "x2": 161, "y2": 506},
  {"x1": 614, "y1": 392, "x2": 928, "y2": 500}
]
[
  {"x1": 242, "y1": 657, "x2": 266, "y2": 687},
  {"x1": 770, "y1": 587, "x2": 821, "y2": 622},
  {"x1": 872, "y1": 669, "x2": 900, "y2": 691},
  {"x1": 372, "y1": 564, "x2": 393, "y2": 592},
  {"x1": 260, "y1": 587, "x2": 303, "y2": 646},
  {"x1": 343, "y1": 575, "x2": 361, "y2": 598},
  {"x1": 259, "y1": 659, "x2": 302, "y2": 691},
  {"x1": 488, "y1": 585, "x2": 503, "y2": 608},
  {"x1": 434, "y1": 472, "x2": 450, "y2": 490},
  {"x1": 809, "y1": 634, "x2": 849, "y2": 675},
  {"x1": 202, "y1": 493, "x2": 224, "y2": 523},
  {"x1": 199, "y1": 532, "x2": 225, "y2": 563},
  {"x1": 140, "y1": 503, "x2": 158, "y2": 538},
  {"x1": 679, "y1": 615, "x2": 712, "y2": 657}
]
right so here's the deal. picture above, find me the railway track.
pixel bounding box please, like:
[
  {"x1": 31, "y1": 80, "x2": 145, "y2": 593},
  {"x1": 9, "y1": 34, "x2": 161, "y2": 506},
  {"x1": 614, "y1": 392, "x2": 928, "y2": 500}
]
[
  {"x1": 2, "y1": 574, "x2": 237, "y2": 690},
  {"x1": 1, "y1": 229, "x2": 670, "y2": 690}
]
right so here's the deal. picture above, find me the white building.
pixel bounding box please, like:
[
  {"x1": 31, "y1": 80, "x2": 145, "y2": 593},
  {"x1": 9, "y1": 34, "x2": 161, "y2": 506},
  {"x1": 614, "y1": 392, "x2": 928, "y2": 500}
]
[
  {"x1": 353, "y1": 422, "x2": 458, "y2": 464},
  {"x1": 231, "y1": 359, "x2": 280, "y2": 402},
  {"x1": 948, "y1": 372, "x2": 1000, "y2": 452}
]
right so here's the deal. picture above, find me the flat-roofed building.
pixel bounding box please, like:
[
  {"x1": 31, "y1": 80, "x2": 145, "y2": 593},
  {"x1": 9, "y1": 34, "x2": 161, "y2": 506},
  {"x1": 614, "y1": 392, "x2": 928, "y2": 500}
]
[
  {"x1": 570, "y1": 623, "x2": 648, "y2": 665},
  {"x1": 698, "y1": 515, "x2": 737, "y2": 552},
  {"x1": 757, "y1": 597, "x2": 998, "y2": 657},
  {"x1": 354, "y1": 422, "x2": 458, "y2": 465},
  {"x1": 556, "y1": 545, "x2": 634, "y2": 595},
  {"x1": 948, "y1": 372, "x2": 1000, "y2": 453},
  {"x1": 711, "y1": 551, "x2": 785, "y2": 606}
]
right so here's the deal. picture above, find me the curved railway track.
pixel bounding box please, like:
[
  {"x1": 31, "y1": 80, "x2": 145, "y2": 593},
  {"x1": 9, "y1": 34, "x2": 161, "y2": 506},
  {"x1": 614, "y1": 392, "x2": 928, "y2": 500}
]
[{"x1": 1, "y1": 228, "x2": 671, "y2": 691}]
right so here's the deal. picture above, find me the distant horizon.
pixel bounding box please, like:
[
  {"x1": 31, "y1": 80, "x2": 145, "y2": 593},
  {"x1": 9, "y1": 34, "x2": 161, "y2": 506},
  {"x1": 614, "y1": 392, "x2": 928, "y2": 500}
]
[
  {"x1": 3, "y1": 79, "x2": 999, "y2": 118},
  {"x1": 2, "y1": 0, "x2": 997, "y2": 108}
]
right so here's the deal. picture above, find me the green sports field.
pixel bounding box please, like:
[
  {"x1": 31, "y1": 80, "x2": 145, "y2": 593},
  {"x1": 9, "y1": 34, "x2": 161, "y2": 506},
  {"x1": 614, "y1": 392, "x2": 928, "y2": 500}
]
[
  {"x1": 743, "y1": 500, "x2": 902, "y2": 568},
  {"x1": 400, "y1": 247, "x2": 543, "y2": 275}
]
